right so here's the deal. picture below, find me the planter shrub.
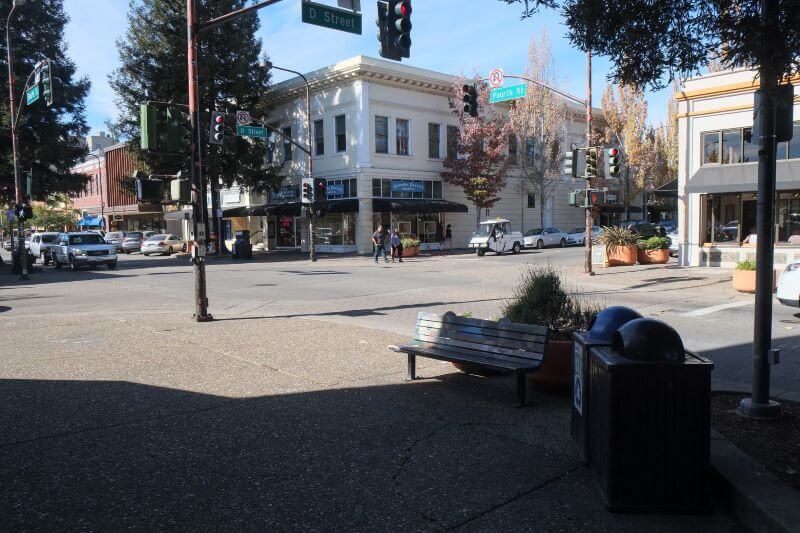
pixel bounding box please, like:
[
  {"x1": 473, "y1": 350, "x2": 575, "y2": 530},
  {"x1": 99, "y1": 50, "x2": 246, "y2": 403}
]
[
  {"x1": 732, "y1": 260, "x2": 776, "y2": 293},
  {"x1": 637, "y1": 236, "x2": 671, "y2": 264}
]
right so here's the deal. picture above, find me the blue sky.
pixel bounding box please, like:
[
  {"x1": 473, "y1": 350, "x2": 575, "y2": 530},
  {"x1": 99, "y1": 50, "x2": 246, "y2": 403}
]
[{"x1": 64, "y1": 0, "x2": 672, "y2": 135}]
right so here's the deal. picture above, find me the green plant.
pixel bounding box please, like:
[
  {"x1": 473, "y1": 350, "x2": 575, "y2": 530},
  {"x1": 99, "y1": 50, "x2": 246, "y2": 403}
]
[
  {"x1": 736, "y1": 260, "x2": 756, "y2": 271},
  {"x1": 638, "y1": 236, "x2": 671, "y2": 251},
  {"x1": 460, "y1": 312, "x2": 473, "y2": 318},
  {"x1": 401, "y1": 238, "x2": 420, "y2": 248},
  {"x1": 598, "y1": 226, "x2": 639, "y2": 252},
  {"x1": 503, "y1": 264, "x2": 601, "y2": 341}
]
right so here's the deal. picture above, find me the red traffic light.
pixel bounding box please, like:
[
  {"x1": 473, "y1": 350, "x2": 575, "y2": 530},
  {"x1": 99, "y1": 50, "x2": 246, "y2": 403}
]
[
  {"x1": 608, "y1": 148, "x2": 619, "y2": 157},
  {"x1": 215, "y1": 115, "x2": 224, "y2": 124},
  {"x1": 395, "y1": 2, "x2": 411, "y2": 17}
]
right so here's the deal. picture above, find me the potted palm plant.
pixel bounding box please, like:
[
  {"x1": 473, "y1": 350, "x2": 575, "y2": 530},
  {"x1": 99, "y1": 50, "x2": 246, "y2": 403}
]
[
  {"x1": 599, "y1": 226, "x2": 639, "y2": 266},
  {"x1": 502, "y1": 265, "x2": 600, "y2": 394},
  {"x1": 637, "y1": 236, "x2": 671, "y2": 264}
]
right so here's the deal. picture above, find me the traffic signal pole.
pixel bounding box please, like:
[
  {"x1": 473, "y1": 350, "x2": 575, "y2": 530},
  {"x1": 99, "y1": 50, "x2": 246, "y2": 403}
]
[{"x1": 584, "y1": 49, "x2": 594, "y2": 276}]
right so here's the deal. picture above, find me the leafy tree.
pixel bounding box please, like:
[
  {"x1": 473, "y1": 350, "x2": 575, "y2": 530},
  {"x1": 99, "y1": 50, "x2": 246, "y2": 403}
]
[
  {"x1": 442, "y1": 77, "x2": 511, "y2": 228},
  {"x1": 0, "y1": 0, "x2": 91, "y2": 203},
  {"x1": 109, "y1": 0, "x2": 281, "y2": 194},
  {"x1": 507, "y1": 31, "x2": 568, "y2": 230},
  {"x1": 650, "y1": 88, "x2": 679, "y2": 188},
  {"x1": 31, "y1": 193, "x2": 78, "y2": 231}
]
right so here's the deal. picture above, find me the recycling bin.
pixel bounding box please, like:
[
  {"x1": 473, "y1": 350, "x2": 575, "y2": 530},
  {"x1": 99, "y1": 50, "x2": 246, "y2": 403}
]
[
  {"x1": 571, "y1": 306, "x2": 642, "y2": 464},
  {"x1": 587, "y1": 318, "x2": 714, "y2": 512},
  {"x1": 232, "y1": 230, "x2": 252, "y2": 260}
]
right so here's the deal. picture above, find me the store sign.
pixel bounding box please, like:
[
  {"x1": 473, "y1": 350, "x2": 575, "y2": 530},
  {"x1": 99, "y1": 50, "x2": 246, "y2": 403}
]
[
  {"x1": 327, "y1": 183, "x2": 345, "y2": 196},
  {"x1": 391, "y1": 180, "x2": 424, "y2": 193},
  {"x1": 272, "y1": 185, "x2": 297, "y2": 203},
  {"x1": 223, "y1": 190, "x2": 242, "y2": 205}
]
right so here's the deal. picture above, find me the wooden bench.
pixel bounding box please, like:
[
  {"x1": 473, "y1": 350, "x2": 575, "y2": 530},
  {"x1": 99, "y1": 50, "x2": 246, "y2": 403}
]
[{"x1": 391, "y1": 311, "x2": 549, "y2": 406}]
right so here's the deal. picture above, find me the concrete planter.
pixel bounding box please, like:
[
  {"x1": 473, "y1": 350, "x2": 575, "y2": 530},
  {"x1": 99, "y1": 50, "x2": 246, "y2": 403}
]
[
  {"x1": 605, "y1": 245, "x2": 638, "y2": 266},
  {"x1": 637, "y1": 248, "x2": 670, "y2": 264},
  {"x1": 732, "y1": 269, "x2": 776, "y2": 293}
]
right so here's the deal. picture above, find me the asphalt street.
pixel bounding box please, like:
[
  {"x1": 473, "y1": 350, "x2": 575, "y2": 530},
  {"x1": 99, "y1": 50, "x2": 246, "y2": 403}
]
[
  {"x1": 2, "y1": 246, "x2": 797, "y2": 397},
  {"x1": 0, "y1": 246, "x2": 784, "y2": 529}
]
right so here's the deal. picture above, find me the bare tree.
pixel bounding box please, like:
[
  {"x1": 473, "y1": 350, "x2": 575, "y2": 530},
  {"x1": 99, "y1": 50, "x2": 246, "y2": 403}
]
[{"x1": 507, "y1": 32, "x2": 569, "y2": 229}]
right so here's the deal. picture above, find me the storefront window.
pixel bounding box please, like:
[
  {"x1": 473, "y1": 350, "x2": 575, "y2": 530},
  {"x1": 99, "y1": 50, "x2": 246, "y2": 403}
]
[
  {"x1": 313, "y1": 213, "x2": 356, "y2": 246},
  {"x1": 742, "y1": 128, "x2": 758, "y2": 163},
  {"x1": 789, "y1": 123, "x2": 800, "y2": 159},
  {"x1": 701, "y1": 192, "x2": 800, "y2": 245},
  {"x1": 721, "y1": 129, "x2": 742, "y2": 164},
  {"x1": 777, "y1": 192, "x2": 800, "y2": 243},
  {"x1": 320, "y1": 178, "x2": 357, "y2": 199},
  {"x1": 375, "y1": 212, "x2": 444, "y2": 243},
  {"x1": 702, "y1": 132, "x2": 720, "y2": 164},
  {"x1": 371, "y1": 178, "x2": 443, "y2": 199}
]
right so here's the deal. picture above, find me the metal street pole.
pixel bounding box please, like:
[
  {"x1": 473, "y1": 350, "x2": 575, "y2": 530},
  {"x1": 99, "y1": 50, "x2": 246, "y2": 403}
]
[
  {"x1": 584, "y1": 48, "x2": 594, "y2": 276},
  {"x1": 187, "y1": 0, "x2": 211, "y2": 322},
  {"x1": 6, "y1": 1, "x2": 28, "y2": 279},
  {"x1": 738, "y1": 0, "x2": 781, "y2": 418},
  {"x1": 265, "y1": 62, "x2": 315, "y2": 262}
]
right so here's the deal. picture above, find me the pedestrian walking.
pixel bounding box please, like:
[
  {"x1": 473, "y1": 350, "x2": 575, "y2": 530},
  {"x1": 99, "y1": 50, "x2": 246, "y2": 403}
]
[
  {"x1": 373, "y1": 225, "x2": 389, "y2": 263},
  {"x1": 442, "y1": 224, "x2": 453, "y2": 255},
  {"x1": 391, "y1": 228, "x2": 403, "y2": 262}
]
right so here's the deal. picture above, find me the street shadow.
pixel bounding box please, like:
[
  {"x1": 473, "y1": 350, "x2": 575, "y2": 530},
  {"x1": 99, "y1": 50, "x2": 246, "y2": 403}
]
[
  {"x1": 0, "y1": 305, "x2": 10, "y2": 313},
  {"x1": 276, "y1": 270, "x2": 351, "y2": 276},
  {"x1": 627, "y1": 276, "x2": 713, "y2": 290},
  {"x1": 0, "y1": 376, "x2": 733, "y2": 531}
]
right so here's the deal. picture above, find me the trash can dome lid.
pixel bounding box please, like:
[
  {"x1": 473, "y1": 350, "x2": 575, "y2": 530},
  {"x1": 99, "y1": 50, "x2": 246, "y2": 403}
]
[
  {"x1": 611, "y1": 318, "x2": 686, "y2": 362},
  {"x1": 587, "y1": 306, "x2": 643, "y2": 342}
]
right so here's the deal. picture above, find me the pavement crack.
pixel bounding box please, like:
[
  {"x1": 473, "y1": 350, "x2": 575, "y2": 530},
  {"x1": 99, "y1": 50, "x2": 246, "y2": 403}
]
[{"x1": 446, "y1": 464, "x2": 583, "y2": 531}]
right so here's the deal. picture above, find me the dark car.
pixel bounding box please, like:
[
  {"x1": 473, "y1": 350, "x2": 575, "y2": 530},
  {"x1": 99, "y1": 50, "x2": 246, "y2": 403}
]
[{"x1": 624, "y1": 221, "x2": 667, "y2": 239}]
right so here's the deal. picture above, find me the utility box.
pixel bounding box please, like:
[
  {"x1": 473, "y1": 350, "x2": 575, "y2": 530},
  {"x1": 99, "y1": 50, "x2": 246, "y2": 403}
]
[
  {"x1": 587, "y1": 318, "x2": 714, "y2": 512},
  {"x1": 571, "y1": 306, "x2": 641, "y2": 464}
]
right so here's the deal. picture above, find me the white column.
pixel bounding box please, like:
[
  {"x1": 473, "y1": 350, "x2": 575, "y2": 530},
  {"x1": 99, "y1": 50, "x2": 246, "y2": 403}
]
[
  {"x1": 545, "y1": 195, "x2": 555, "y2": 227},
  {"x1": 357, "y1": 194, "x2": 374, "y2": 254},
  {"x1": 354, "y1": 80, "x2": 371, "y2": 169}
]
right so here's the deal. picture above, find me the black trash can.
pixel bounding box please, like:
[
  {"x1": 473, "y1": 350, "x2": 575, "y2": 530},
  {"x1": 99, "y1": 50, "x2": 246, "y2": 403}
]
[
  {"x1": 571, "y1": 306, "x2": 642, "y2": 464},
  {"x1": 587, "y1": 318, "x2": 714, "y2": 512},
  {"x1": 232, "y1": 230, "x2": 252, "y2": 260}
]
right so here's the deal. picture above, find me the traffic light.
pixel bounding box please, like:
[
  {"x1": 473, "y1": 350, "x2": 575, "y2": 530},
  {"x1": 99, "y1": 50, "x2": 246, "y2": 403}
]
[
  {"x1": 302, "y1": 177, "x2": 314, "y2": 204},
  {"x1": 39, "y1": 59, "x2": 54, "y2": 107},
  {"x1": 564, "y1": 149, "x2": 578, "y2": 178},
  {"x1": 463, "y1": 83, "x2": 478, "y2": 117},
  {"x1": 585, "y1": 148, "x2": 599, "y2": 180},
  {"x1": 376, "y1": 1, "x2": 393, "y2": 60},
  {"x1": 315, "y1": 178, "x2": 328, "y2": 201},
  {"x1": 568, "y1": 191, "x2": 579, "y2": 207},
  {"x1": 134, "y1": 170, "x2": 165, "y2": 203},
  {"x1": 140, "y1": 104, "x2": 158, "y2": 151},
  {"x1": 170, "y1": 171, "x2": 191, "y2": 204},
  {"x1": 210, "y1": 111, "x2": 226, "y2": 145},
  {"x1": 166, "y1": 107, "x2": 190, "y2": 153},
  {"x1": 387, "y1": 0, "x2": 412, "y2": 59},
  {"x1": 604, "y1": 147, "x2": 621, "y2": 178},
  {"x1": 589, "y1": 190, "x2": 606, "y2": 206},
  {"x1": 15, "y1": 204, "x2": 33, "y2": 220}
]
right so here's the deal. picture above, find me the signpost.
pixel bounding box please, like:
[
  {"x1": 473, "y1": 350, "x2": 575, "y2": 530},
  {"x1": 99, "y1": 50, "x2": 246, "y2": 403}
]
[
  {"x1": 235, "y1": 110, "x2": 251, "y2": 126},
  {"x1": 489, "y1": 83, "x2": 527, "y2": 104},
  {"x1": 488, "y1": 68, "x2": 504, "y2": 88},
  {"x1": 301, "y1": 0, "x2": 362, "y2": 34},
  {"x1": 236, "y1": 125, "x2": 269, "y2": 138},
  {"x1": 26, "y1": 84, "x2": 40, "y2": 105}
]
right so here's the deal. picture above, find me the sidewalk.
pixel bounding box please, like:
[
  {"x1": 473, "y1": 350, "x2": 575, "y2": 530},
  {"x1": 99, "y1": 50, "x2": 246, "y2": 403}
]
[{"x1": 0, "y1": 312, "x2": 741, "y2": 530}]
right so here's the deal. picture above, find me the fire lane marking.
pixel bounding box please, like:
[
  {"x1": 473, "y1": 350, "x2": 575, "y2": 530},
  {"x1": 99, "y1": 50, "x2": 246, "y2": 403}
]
[{"x1": 682, "y1": 300, "x2": 750, "y2": 317}]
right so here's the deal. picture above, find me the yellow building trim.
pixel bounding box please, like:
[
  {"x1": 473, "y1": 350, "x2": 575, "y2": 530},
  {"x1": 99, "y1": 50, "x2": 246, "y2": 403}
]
[
  {"x1": 675, "y1": 74, "x2": 800, "y2": 101},
  {"x1": 677, "y1": 97, "x2": 800, "y2": 119}
]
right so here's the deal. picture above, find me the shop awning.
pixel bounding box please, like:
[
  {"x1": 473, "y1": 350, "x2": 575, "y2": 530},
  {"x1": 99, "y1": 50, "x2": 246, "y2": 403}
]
[
  {"x1": 77, "y1": 215, "x2": 104, "y2": 227},
  {"x1": 685, "y1": 160, "x2": 800, "y2": 194},
  {"x1": 372, "y1": 198, "x2": 469, "y2": 214},
  {"x1": 241, "y1": 199, "x2": 360, "y2": 217}
]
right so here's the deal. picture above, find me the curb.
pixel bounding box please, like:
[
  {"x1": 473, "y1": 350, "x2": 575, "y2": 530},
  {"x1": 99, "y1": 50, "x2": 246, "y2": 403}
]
[{"x1": 711, "y1": 428, "x2": 800, "y2": 533}]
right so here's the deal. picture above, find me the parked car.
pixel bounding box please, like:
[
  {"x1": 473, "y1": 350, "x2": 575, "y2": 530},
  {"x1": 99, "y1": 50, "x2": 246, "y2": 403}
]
[
  {"x1": 658, "y1": 219, "x2": 677, "y2": 233},
  {"x1": 29, "y1": 232, "x2": 60, "y2": 265},
  {"x1": 566, "y1": 226, "x2": 602, "y2": 246},
  {"x1": 777, "y1": 261, "x2": 800, "y2": 308},
  {"x1": 121, "y1": 231, "x2": 148, "y2": 254},
  {"x1": 468, "y1": 219, "x2": 524, "y2": 256},
  {"x1": 623, "y1": 221, "x2": 667, "y2": 239},
  {"x1": 667, "y1": 231, "x2": 680, "y2": 256},
  {"x1": 141, "y1": 234, "x2": 185, "y2": 256},
  {"x1": 52, "y1": 232, "x2": 117, "y2": 270},
  {"x1": 523, "y1": 227, "x2": 569, "y2": 249},
  {"x1": 104, "y1": 231, "x2": 127, "y2": 251}
]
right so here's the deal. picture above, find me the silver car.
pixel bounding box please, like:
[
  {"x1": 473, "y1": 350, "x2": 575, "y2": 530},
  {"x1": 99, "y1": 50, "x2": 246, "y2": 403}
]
[
  {"x1": 29, "y1": 232, "x2": 60, "y2": 265},
  {"x1": 52, "y1": 232, "x2": 118, "y2": 270},
  {"x1": 104, "y1": 231, "x2": 127, "y2": 252},
  {"x1": 120, "y1": 231, "x2": 155, "y2": 253},
  {"x1": 141, "y1": 234, "x2": 185, "y2": 256},
  {"x1": 522, "y1": 227, "x2": 569, "y2": 249}
]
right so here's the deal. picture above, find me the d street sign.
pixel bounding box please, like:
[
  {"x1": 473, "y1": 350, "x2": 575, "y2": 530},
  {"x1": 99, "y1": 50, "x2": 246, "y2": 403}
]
[
  {"x1": 26, "y1": 84, "x2": 40, "y2": 105},
  {"x1": 236, "y1": 125, "x2": 268, "y2": 138},
  {"x1": 489, "y1": 83, "x2": 527, "y2": 104},
  {"x1": 302, "y1": 0, "x2": 362, "y2": 34}
]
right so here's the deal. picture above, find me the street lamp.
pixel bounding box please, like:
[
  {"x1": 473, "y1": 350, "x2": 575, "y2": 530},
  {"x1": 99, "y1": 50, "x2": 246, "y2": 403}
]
[{"x1": 260, "y1": 60, "x2": 316, "y2": 262}]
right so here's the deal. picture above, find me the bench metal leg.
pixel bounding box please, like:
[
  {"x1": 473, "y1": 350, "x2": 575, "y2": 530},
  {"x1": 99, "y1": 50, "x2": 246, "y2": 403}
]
[
  {"x1": 516, "y1": 372, "x2": 527, "y2": 407},
  {"x1": 406, "y1": 354, "x2": 416, "y2": 381}
]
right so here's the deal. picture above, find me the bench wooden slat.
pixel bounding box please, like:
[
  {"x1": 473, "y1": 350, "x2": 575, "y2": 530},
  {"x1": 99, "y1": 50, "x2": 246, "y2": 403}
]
[
  {"x1": 413, "y1": 332, "x2": 544, "y2": 363},
  {"x1": 399, "y1": 343, "x2": 541, "y2": 371},
  {"x1": 403, "y1": 338, "x2": 544, "y2": 367},
  {"x1": 416, "y1": 321, "x2": 546, "y2": 352},
  {"x1": 417, "y1": 311, "x2": 548, "y2": 337},
  {"x1": 416, "y1": 318, "x2": 548, "y2": 345}
]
